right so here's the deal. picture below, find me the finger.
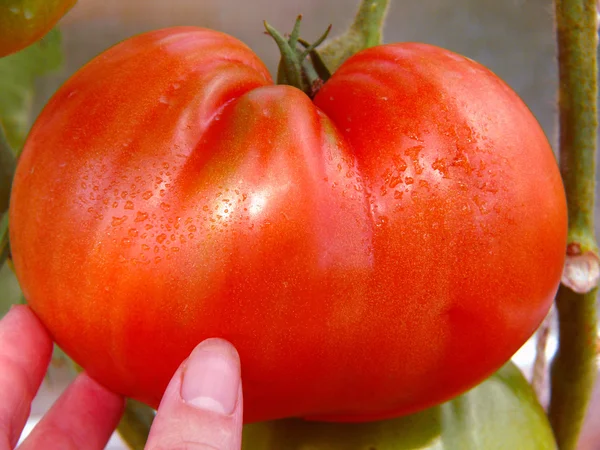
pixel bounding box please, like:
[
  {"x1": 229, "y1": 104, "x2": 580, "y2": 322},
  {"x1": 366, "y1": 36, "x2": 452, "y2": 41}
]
[
  {"x1": 0, "y1": 305, "x2": 53, "y2": 449},
  {"x1": 146, "y1": 338, "x2": 243, "y2": 450},
  {"x1": 19, "y1": 371, "x2": 124, "y2": 450}
]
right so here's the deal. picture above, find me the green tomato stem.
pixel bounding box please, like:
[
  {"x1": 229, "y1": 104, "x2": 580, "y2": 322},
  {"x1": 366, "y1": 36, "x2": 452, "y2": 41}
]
[
  {"x1": 319, "y1": 0, "x2": 389, "y2": 72},
  {"x1": 265, "y1": 18, "x2": 332, "y2": 96},
  {"x1": 548, "y1": 0, "x2": 599, "y2": 449},
  {"x1": 265, "y1": 19, "x2": 306, "y2": 91},
  {"x1": 266, "y1": 1, "x2": 389, "y2": 95}
]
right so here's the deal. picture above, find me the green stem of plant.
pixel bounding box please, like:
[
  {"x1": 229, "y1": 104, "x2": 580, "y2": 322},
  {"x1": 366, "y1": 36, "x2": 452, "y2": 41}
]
[
  {"x1": 319, "y1": 0, "x2": 389, "y2": 72},
  {"x1": 548, "y1": 1, "x2": 599, "y2": 449},
  {"x1": 116, "y1": 400, "x2": 155, "y2": 450}
]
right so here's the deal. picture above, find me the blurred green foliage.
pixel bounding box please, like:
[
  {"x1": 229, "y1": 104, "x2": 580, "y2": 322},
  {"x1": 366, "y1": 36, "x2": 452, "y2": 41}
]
[
  {"x1": 0, "y1": 27, "x2": 63, "y2": 155},
  {"x1": 242, "y1": 363, "x2": 557, "y2": 449},
  {"x1": 0, "y1": 264, "x2": 23, "y2": 316},
  {"x1": 0, "y1": 27, "x2": 64, "y2": 316}
]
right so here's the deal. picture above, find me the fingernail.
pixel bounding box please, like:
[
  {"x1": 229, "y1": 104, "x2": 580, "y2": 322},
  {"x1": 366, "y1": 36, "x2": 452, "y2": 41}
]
[{"x1": 180, "y1": 338, "x2": 241, "y2": 415}]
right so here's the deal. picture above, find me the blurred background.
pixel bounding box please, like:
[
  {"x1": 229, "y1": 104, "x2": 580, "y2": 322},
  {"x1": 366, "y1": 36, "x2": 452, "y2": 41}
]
[{"x1": 2, "y1": 0, "x2": 599, "y2": 448}]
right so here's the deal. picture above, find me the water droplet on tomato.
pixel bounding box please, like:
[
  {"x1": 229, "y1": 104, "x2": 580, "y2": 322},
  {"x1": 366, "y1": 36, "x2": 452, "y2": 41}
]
[
  {"x1": 111, "y1": 216, "x2": 127, "y2": 226},
  {"x1": 160, "y1": 202, "x2": 170, "y2": 212},
  {"x1": 142, "y1": 191, "x2": 153, "y2": 200},
  {"x1": 156, "y1": 234, "x2": 167, "y2": 244},
  {"x1": 134, "y1": 211, "x2": 148, "y2": 222},
  {"x1": 124, "y1": 201, "x2": 134, "y2": 210}
]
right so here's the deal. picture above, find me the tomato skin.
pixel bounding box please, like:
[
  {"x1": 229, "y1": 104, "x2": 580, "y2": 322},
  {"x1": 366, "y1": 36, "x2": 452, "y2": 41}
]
[
  {"x1": 9, "y1": 27, "x2": 567, "y2": 424},
  {"x1": 0, "y1": 0, "x2": 76, "y2": 56}
]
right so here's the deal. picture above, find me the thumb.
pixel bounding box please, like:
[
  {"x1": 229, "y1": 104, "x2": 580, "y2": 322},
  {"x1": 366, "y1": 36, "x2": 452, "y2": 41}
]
[{"x1": 145, "y1": 338, "x2": 243, "y2": 450}]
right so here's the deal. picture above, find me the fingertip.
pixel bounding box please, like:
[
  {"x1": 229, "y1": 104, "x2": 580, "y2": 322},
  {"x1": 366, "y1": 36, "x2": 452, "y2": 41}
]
[
  {"x1": 2, "y1": 304, "x2": 52, "y2": 351},
  {"x1": 181, "y1": 338, "x2": 241, "y2": 415},
  {"x1": 0, "y1": 305, "x2": 53, "y2": 448},
  {"x1": 18, "y1": 371, "x2": 125, "y2": 450},
  {"x1": 0, "y1": 304, "x2": 53, "y2": 385},
  {"x1": 146, "y1": 338, "x2": 244, "y2": 450}
]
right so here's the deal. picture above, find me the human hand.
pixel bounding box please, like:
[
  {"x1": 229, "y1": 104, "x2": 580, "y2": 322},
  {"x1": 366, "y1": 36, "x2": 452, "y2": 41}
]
[{"x1": 0, "y1": 305, "x2": 244, "y2": 450}]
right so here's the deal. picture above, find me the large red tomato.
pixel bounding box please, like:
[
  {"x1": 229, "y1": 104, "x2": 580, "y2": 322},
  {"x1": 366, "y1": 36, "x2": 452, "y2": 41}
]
[{"x1": 9, "y1": 27, "x2": 567, "y2": 423}]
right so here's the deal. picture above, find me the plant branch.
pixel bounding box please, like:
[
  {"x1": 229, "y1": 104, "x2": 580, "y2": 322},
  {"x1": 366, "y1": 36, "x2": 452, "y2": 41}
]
[
  {"x1": 548, "y1": 0, "x2": 599, "y2": 449},
  {"x1": 532, "y1": 310, "x2": 554, "y2": 404},
  {"x1": 319, "y1": 0, "x2": 389, "y2": 72}
]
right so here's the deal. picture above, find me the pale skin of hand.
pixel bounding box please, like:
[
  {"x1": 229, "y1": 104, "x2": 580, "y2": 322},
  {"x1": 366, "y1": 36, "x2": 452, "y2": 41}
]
[{"x1": 0, "y1": 305, "x2": 244, "y2": 450}]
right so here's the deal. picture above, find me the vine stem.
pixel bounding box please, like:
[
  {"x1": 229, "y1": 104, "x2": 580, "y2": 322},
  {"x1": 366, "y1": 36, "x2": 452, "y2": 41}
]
[
  {"x1": 532, "y1": 310, "x2": 554, "y2": 404},
  {"x1": 548, "y1": 0, "x2": 599, "y2": 449},
  {"x1": 319, "y1": 0, "x2": 389, "y2": 72}
]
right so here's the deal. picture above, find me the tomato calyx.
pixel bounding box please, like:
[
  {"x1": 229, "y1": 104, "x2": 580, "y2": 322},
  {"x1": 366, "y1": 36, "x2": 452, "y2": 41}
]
[{"x1": 264, "y1": 16, "x2": 332, "y2": 98}]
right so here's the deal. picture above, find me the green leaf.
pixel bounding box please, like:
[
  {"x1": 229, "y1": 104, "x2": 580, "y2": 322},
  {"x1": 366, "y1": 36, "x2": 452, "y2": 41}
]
[
  {"x1": 0, "y1": 125, "x2": 15, "y2": 213},
  {"x1": 0, "y1": 213, "x2": 9, "y2": 266},
  {"x1": 0, "y1": 27, "x2": 63, "y2": 155},
  {"x1": 0, "y1": 27, "x2": 62, "y2": 319},
  {"x1": 117, "y1": 400, "x2": 155, "y2": 450},
  {"x1": 242, "y1": 362, "x2": 556, "y2": 449},
  {"x1": 0, "y1": 263, "x2": 24, "y2": 317}
]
